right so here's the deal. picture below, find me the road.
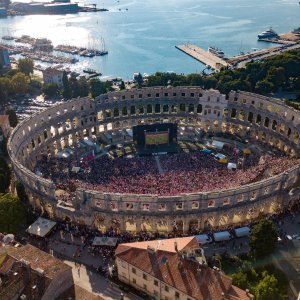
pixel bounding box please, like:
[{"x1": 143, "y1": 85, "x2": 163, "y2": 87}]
[
  {"x1": 64, "y1": 260, "x2": 142, "y2": 300},
  {"x1": 45, "y1": 209, "x2": 300, "y2": 299},
  {"x1": 48, "y1": 234, "x2": 143, "y2": 300},
  {"x1": 234, "y1": 43, "x2": 300, "y2": 68}
]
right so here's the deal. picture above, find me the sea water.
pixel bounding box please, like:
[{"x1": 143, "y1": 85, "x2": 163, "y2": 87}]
[{"x1": 0, "y1": 0, "x2": 299, "y2": 79}]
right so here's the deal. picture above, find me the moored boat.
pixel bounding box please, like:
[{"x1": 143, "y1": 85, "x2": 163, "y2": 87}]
[
  {"x1": 208, "y1": 46, "x2": 225, "y2": 58},
  {"x1": 258, "y1": 27, "x2": 279, "y2": 39}
]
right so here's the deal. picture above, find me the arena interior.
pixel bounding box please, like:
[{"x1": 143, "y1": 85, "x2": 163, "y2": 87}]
[{"x1": 7, "y1": 87, "x2": 300, "y2": 234}]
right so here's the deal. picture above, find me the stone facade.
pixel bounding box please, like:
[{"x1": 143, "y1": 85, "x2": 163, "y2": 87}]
[{"x1": 7, "y1": 87, "x2": 300, "y2": 233}]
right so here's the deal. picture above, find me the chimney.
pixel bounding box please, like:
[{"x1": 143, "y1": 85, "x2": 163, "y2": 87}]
[
  {"x1": 147, "y1": 245, "x2": 156, "y2": 254},
  {"x1": 174, "y1": 242, "x2": 178, "y2": 252}
]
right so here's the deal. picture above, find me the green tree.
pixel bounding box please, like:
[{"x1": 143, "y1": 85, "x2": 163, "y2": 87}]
[
  {"x1": 0, "y1": 138, "x2": 8, "y2": 156},
  {"x1": 250, "y1": 219, "x2": 278, "y2": 258},
  {"x1": 18, "y1": 58, "x2": 34, "y2": 77},
  {"x1": 89, "y1": 78, "x2": 107, "y2": 98},
  {"x1": 0, "y1": 156, "x2": 10, "y2": 193},
  {"x1": 42, "y1": 83, "x2": 58, "y2": 98},
  {"x1": 0, "y1": 193, "x2": 27, "y2": 233},
  {"x1": 5, "y1": 109, "x2": 18, "y2": 127},
  {"x1": 266, "y1": 67, "x2": 286, "y2": 88},
  {"x1": 0, "y1": 77, "x2": 11, "y2": 104},
  {"x1": 5, "y1": 68, "x2": 19, "y2": 78},
  {"x1": 255, "y1": 272, "x2": 281, "y2": 300},
  {"x1": 30, "y1": 78, "x2": 42, "y2": 90},
  {"x1": 62, "y1": 71, "x2": 72, "y2": 99},
  {"x1": 187, "y1": 73, "x2": 203, "y2": 86},
  {"x1": 11, "y1": 72, "x2": 29, "y2": 94},
  {"x1": 78, "y1": 77, "x2": 89, "y2": 97},
  {"x1": 119, "y1": 80, "x2": 125, "y2": 90},
  {"x1": 134, "y1": 73, "x2": 143, "y2": 87},
  {"x1": 255, "y1": 80, "x2": 274, "y2": 94},
  {"x1": 231, "y1": 271, "x2": 249, "y2": 290},
  {"x1": 16, "y1": 182, "x2": 29, "y2": 204},
  {"x1": 202, "y1": 76, "x2": 218, "y2": 89},
  {"x1": 69, "y1": 74, "x2": 80, "y2": 97}
]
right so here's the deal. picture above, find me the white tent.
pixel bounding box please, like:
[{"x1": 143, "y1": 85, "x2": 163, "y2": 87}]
[
  {"x1": 71, "y1": 166, "x2": 80, "y2": 173},
  {"x1": 227, "y1": 162, "x2": 237, "y2": 170},
  {"x1": 83, "y1": 138, "x2": 94, "y2": 146},
  {"x1": 26, "y1": 217, "x2": 57, "y2": 237},
  {"x1": 55, "y1": 151, "x2": 70, "y2": 159},
  {"x1": 64, "y1": 148, "x2": 74, "y2": 155},
  {"x1": 35, "y1": 170, "x2": 43, "y2": 177},
  {"x1": 125, "y1": 128, "x2": 133, "y2": 137},
  {"x1": 234, "y1": 227, "x2": 250, "y2": 237},
  {"x1": 195, "y1": 234, "x2": 212, "y2": 245},
  {"x1": 2, "y1": 234, "x2": 15, "y2": 244},
  {"x1": 212, "y1": 140, "x2": 225, "y2": 150},
  {"x1": 92, "y1": 236, "x2": 118, "y2": 247},
  {"x1": 213, "y1": 231, "x2": 231, "y2": 242},
  {"x1": 215, "y1": 153, "x2": 226, "y2": 160}
]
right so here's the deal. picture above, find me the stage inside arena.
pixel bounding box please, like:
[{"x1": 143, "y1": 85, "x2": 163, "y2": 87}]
[{"x1": 133, "y1": 123, "x2": 179, "y2": 156}]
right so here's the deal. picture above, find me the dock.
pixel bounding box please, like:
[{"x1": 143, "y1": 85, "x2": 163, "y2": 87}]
[
  {"x1": 175, "y1": 44, "x2": 229, "y2": 71},
  {"x1": 258, "y1": 38, "x2": 295, "y2": 45}
]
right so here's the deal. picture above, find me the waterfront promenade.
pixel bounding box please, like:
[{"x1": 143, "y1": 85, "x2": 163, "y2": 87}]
[
  {"x1": 230, "y1": 43, "x2": 300, "y2": 68},
  {"x1": 175, "y1": 44, "x2": 229, "y2": 71}
]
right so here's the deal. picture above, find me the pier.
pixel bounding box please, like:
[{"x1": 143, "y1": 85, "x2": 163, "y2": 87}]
[{"x1": 175, "y1": 44, "x2": 229, "y2": 71}]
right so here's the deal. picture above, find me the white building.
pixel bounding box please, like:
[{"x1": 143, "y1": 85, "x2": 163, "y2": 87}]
[
  {"x1": 42, "y1": 68, "x2": 64, "y2": 87},
  {"x1": 115, "y1": 236, "x2": 253, "y2": 300}
]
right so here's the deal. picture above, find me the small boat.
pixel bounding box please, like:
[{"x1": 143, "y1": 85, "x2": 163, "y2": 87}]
[
  {"x1": 83, "y1": 68, "x2": 97, "y2": 74},
  {"x1": 2, "y1": 36, "x2": 14, "y2": 40},
  {"x1": 208, "y1": 46, "x2": 225, "y2": 58},
  {"x1": 96, "y1": 37, "x2": 108, "y2": 56},
  {"x1": 80, "y1": 50, "x2": 95, "y2": 57}
]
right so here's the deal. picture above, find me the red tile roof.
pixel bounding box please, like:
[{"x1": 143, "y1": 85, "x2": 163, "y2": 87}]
[
  {"x1": 0, "y1": 115, "x2": 9, "y2": 125},
  {"x1": 6, "y1": 244, "x2": 71, "y2": 279},
  {"x1": 43, "y1": 68, "x2": 63, "y2": 76},
  {"x1": 116, "y1": 237, "x2": 253, "y2": 300}
]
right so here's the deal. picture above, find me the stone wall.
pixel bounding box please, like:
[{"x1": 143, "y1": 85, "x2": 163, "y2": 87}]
[{"x1": 7, "y1": 88, "x2": 300, "y2": 233}]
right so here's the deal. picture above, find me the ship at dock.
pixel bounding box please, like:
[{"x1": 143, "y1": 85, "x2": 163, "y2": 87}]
[
  {"x1": 258, "y1": 27, "x2": 279, "y2": 40},
  {"x1": 208, "y1": 46, "x2": 225, "y2": 58}
]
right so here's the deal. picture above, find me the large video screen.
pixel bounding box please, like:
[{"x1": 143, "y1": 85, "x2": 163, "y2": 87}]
[
  {"x1": 145, "y1": 131, "x2": 169, "y2": 145},
  {"x1": 133, "y1": 123, "x2": 177, "y2": 147}
]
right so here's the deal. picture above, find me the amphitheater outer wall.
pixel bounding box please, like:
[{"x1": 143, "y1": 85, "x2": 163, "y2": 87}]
[{"x1": 8, "y1": 87, "x2": 300, "y2": 233}]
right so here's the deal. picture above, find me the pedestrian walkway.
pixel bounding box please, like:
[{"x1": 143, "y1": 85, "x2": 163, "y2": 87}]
[
  {"x1": 64, "y1": 260, "x2": 142, "y2": 300},
  {"x1": 155, "y1": 155, "x2": 164, "y2": 174}
]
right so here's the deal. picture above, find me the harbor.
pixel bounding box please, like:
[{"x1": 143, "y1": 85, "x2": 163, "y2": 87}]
[
  {"x1": 2, "y1": 35, "x2": 108, "y2": 56},
  {"x1": 0, "y1": 0, "x2": 299, "y2": 78},
  {"x1": 54, "y1": 42, "x2": 108, "y2": 57},
  {"x1": 1, "y1": 34, "x2": 108, "y2": 65},
  {"x1": 3, "y1": 1, "x2": 108, "y2": 17},
  {"x1": 0, "y1": 42, "x2": 79, "y2": 64},
  {"x1": 176, "y1": 28, "x2": 300, "y2": 71}
]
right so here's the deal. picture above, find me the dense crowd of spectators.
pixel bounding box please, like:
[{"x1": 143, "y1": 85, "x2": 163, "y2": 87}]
[{"x1": 34, "y1": 148, "x2": 299, "y2": 197}]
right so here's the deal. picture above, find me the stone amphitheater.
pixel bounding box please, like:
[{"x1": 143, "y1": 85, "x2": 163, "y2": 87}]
[{"x1": 8, "y1": 87, "x2": 300, "y2": 233}]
